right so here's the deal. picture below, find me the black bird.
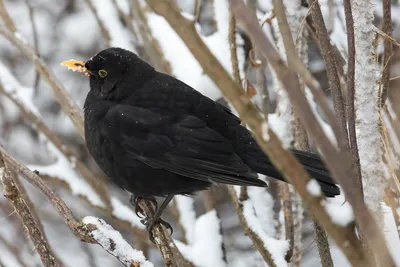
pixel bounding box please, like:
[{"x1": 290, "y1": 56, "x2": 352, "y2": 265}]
[{"x1": 62, "y1": 47, "x2": 340, "y2": 239}]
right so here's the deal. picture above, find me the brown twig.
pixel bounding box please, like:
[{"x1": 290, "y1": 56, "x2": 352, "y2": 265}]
[
  {"x1": 343, "y1": 0, "x2": 363, "y2": 195},
  {"x1": 380, "y1": 0, "x2": 393, "y2": 107},
  {"x1": 82, "y1": 0, "x2": 112, "y2": 46},
  {"x1": 230, "y1": 1, "x2": 394, "y2": 266},
  {"x1": 22, "y1": 0, "x2": 40, "y2": 92},
  {"x1": 279, "y1": 182, "x2": 294, "y2": 262},
  {"x1": 0, "y1": 0, "x2": 16, "y2": 32},
  {"x1": 229, "y1": 11, "x2": 241, "y2": 85},
  {"x1": 0, "y1": 154, "x2": 60, "y2": 267},
  {"x1": 0, "y1": 27, "x2": 85, "y2": 139},
  {"x1": 307, "y1": 0, "x2": 348, "y2": 150},
  {"x1": 131, "y1": 0, "x2": 172, "y2": 74},
  {"x1": 228, "y1": 186, "x2": 279, "y2": 266},
  {"x1": 313, "y1": 220, "x2": 334, "y2": 267}
]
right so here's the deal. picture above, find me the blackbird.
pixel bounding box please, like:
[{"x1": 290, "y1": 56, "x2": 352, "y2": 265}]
[{"x1": 62, "y1": 47, "x2": 339, "y2": 240}]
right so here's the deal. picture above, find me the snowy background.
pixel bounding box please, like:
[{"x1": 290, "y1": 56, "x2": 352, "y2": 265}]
[{"x1": 0, "y1": 0, "x2": 400, "y2": 266}]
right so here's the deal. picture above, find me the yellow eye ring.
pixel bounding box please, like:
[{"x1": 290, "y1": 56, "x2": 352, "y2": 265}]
[{"x1": 98, "y1": 69, "x2": 107, "y2": 78}]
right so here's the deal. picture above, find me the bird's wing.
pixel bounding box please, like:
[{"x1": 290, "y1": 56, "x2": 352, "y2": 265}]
[{"x1": 100, "y1": 104, "x2": 265, "y2": 186}]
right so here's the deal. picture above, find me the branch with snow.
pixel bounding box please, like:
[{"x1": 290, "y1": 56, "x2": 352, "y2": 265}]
[
  {"x1": 352, "y1": 0, "x2": 387, "y2": 223},
  {"x1": 83, "y1": 216, "x2": 154, "y2": 267}
]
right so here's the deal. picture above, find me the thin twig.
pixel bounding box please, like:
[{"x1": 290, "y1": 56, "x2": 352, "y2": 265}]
[
  {"x1": 228, "y1": 186, "x2": 279, "y2": 266},
  {"x1": 0, "y1": 27, "x2": 85, "y2": 139},
  {"x1": 307, "y1": 0, "x2": 349, "y2": 150},
  {"x1": 313, "y1": 220, "x2": 334, "y2": 267},
  {"x1": 0, "y1": 154, "x2": 60, "y2": 267},
  {"x1": 82, "y1": 0, "x2": 112, "y2": 46},
  {"x1": 343, "y1": 0, "x2": 363, "y2": 195},
  {"x1": 22, "y1": 0, "x2": 41, "y2": 92},
  {"x1": 0, "y1": 0, "x2": 16, "y2": 32},
  {"x1": 229, "y1": 11, "x2": 241, "y2": 85},
  {"x1": 380, "y1": 0, "x2": 393, "y2": 107},
  {"x1": 279, "y1": 182, "x2": 294, "y2": 262}
]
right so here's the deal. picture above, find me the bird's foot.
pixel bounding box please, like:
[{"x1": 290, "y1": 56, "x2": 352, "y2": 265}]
[
  {"x1": 130, "y1": 195, "x2": 158, "y2": 218},
  {"x1": 140, "y1": 216, "x2": 173, "y2": 243}
]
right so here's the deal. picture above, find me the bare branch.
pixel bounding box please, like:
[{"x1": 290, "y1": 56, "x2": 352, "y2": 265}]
[
  {"x1": 279, "y1": 182, "x2": 294, "y2": 262},
  {"x1": 313, "y1": 220, "x2": 334, "y2": 267},
  {"x1": 22, "y1": 0, "x2": 40, "y2": 91},
  {"x1": 0, "y1": 0, "x2": 16, "y2": 32},
  {"x1": 0, "y1": 26, "x2": 85, "y2": 139},
  {"x1": 380, "y1": 0, "x2": 393, "y2": 106},
  {"x1": 82, "y1": 0, "x2": 112, "y2": 46},
  {"x1": 343, "y1": 0, "x2": 363, "y2": 196},
  {"x1": 0, "y1": 153, "x2": 60, "y2": 267},
  {"x1": 306, "y1": 0, "x2": 349, "y2": 150},
  {"x1": 228, "y1": 11, "x2": 241, "y2": 85},
  {"x1": 228, "y1": 186, "x2": 281, "y2": 266}
]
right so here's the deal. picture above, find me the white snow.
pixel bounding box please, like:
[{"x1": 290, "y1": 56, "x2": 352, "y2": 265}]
[
  {"x1": 92, "y1": 0, "x2": 136, "y2": 51},
  {"x1": 29, "y1": 142, "x2": 105, "y2": 208},
  {"x1": 0, "y1": 167, "x2": 4, "y2": 179},
  {"x1": 174, "y1": 195, "x2": 196, "y2": 244},
  {"x1": 233, "y1": 186, "x2": 289, "y2": 266},
  {"x1": 110, "y1": 197, "x2": 144, "y2": 230},
  {"x1": 352, "y1": 0, "x2": 387, "y2": 222},
  {"x1": 83, "y1": 216, "x2": 154, "y2": 267},
  {"x1": 175, "y1": 210, "x2": 226, "y2": 267},
  {"x1": 323, "y1": 194, "x2": 354, "y2": 227},
  {"x1": 306, "y1": 179, "x2": 322, "y2": 197},
  {"x1": 382, "y1": 203, "x2": 400, "y2": 265},
  {"x1": 248, "y1": 184, "x2": 276, "y2": 237}
]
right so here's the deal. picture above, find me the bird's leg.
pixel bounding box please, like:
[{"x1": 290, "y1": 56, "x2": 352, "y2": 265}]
[
  {"x1": 130, "y1": 195, "x2": 158, "y2": 218},
  {"x1": 141, "y1": 194, "x2": 175, "y2": 243}
]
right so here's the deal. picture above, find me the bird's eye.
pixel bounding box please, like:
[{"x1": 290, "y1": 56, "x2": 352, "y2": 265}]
[{"x1": 98, "y1": 69, "x2": 107, "y2": 78}]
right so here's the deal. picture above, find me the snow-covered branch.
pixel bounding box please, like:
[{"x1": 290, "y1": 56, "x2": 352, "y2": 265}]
[
  {"x1": 352, "y1": 0, "x2": 387, "y2": 222},
  {"x1": 83, "y1": 216, "x2": 154, "y2": 267}
]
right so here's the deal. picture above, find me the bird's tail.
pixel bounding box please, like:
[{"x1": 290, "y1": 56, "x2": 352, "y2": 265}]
[{"x1": 244, "y1": 149, "x2": 340, "y2": 197}]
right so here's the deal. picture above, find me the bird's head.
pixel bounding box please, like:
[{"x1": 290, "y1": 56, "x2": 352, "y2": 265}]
[{"x1": 61, "y1": 47, "x2": 155, "y2": 100}]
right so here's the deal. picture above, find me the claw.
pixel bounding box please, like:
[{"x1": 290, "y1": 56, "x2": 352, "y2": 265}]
[
  {"x1": 130, "y1": 196, "x2": 158, "y2": 219},
  {"x1": 141, "y1": 216, "x2": 173, "y2": 243}
]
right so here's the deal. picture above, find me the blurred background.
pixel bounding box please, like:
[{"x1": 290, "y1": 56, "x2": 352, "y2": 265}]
[{"x1": 0, "y1": 0, "x2": 399, "y2": 266}]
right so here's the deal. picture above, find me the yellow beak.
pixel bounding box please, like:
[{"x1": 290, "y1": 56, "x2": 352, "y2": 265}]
[{"x1": 60, "y1": 60, "x2": 92, "y2": 76}]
